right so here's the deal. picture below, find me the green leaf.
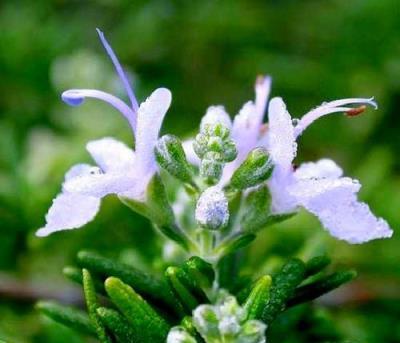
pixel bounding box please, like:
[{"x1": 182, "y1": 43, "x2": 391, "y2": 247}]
[
  {"x1": 97, "y1": 307, "x2": 139, "y2": 343},
  {"x1": 165, "y1": 266, "x2": 200, "y2": 313},
  {"x1": 77, "y1": 251, "x2": 181, "y2": 316},
  {"x1": 36, "y1": 301, "x2": 95, "y2": 336},
  {"x1": 63, "y1": 266, "x2": 105, "y2": 294},
  {"x1": 182, "y1": 256, "x2": 215, "y2": 290},
  {"x1": 261, "y1": 258, "x2": 306, "y2": 325},
  {"x1": 229, "y1": 148, "x2": 273, "y2": 190},
  {"x1": 215, "y1": 233, "x2": 256, "y2": 258},
  {"x1": 217, "y1": 253, "x2": 241, "y2": 291},
  {"x1": 244, "y1": 275, "x2": 272, "y2": 320},
  {"x1": 82, "y1": 269, "x2": 111, "y2": 343},
  {"x1": 304, "y1": 255, "x2": 331, "y2": 277},
  {"x1": 105, "y1": 277, "x2": 170, "y2": 342},
  {"x1": 155, "y1": 134, "x2": 197, "y2": 188},
  {"x1": 288, "y1": 270, "x2": 357, "y2": 307}
]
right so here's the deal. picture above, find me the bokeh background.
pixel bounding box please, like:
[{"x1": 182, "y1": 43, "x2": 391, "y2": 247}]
[{"x1": 0, "y1": 0, "x2": 399, "y2": 342}]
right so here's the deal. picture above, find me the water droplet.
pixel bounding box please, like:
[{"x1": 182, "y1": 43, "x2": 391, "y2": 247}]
[{"x1": 89, "y1": 167, "x2": 102, "y2": 175}]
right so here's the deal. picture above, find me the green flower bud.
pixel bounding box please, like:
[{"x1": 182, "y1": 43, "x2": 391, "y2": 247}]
[
  {"x1": 209, "y1": 123, "x2": 230, "y2": 139},
  {"x1": 193, "y1": 305, "x2": 220, "y2": 339},
  {"x1": 194, "y1": 111, "x2": 238, "y2": 184},
  {"x1": 193, "y1": 133, "x2": 208, "y2": 158},
  {"x1": 219, "y1": 295, "x2": 245, "y2": 319},
  {"x1": 223, "y1": 140, "x2": 238, "y2": 162},
  {"x1": 240, "y1": 320, "x2": 267, "y2": 343},
  {"x1": 200, "y1": 106, "x2": 232, "y2": 133},
  {"x1": 229, "y1": 148, "x2": 273, "y2": 190},
  {"x1": 155, "y1": 135, "x2": 195, "y2": 186},
  {"x1": 191, "y1": 291, "x2": 267, "y2": 343},
  {"x1": 167, "y1": 327, "x2": 197, "y2": 343},
  {"x1": 207, "y1": 136, "x2": 224, "y2": 153},
  {"x1": 200, "y1": 154, "x2": 224, "y2": 185}
]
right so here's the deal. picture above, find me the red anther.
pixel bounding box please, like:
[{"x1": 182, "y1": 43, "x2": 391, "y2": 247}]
[
  {"x1": 345, "y1": 105, "x2": 366, "y2": 117},
  {"x1": 256, "y1": 75, "x2": 265, "y2": 85},
  {"x1": 260, "y1": 123, "x2": 268, "y2": 135}
]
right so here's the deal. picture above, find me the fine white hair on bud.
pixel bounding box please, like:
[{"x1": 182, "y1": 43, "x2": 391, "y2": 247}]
[
  {"x1": 166, "y1": 327, "x2": 197, "y2": 343},
  {"x1": 195, "y1": 186, "x2": 229, "y2": 230},
  {"x1": 200, "y1": 106, "x2": 232, "y2": 131},
  {"x1": 190, "y1": 291, "x2": 267, "y2": 342}
]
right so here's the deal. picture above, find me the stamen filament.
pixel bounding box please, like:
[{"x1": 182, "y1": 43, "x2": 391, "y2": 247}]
[
  {"x1": 96, "y1": 29, "x2": 139, "y2": 112},
  {"x1": 294, "y1": 98, "x2": 377, "y2": 137},
  {"x1": 62, "y1": 89, "x2": 137, "y2": 132}
]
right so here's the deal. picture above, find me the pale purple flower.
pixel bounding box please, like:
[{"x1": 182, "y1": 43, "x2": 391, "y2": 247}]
[
  {"x1": 185, "y1": 77, "x2": 393, "y2": 243},
  {"x1": 36, "y1": 30, "x2": 172, "y2": 237},
  {"x1": 266, "y1": 96, "x2": 393, "y2": 243}
]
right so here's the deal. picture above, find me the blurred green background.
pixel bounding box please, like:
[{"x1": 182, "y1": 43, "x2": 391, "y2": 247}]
[{"x1": 0, "y1": 0, "x2": 399, "y2": 342}]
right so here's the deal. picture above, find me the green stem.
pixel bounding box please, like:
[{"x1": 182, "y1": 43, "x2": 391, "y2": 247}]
[{"x1": 199, "y1": 229, "x2": 214, "y2": 259}]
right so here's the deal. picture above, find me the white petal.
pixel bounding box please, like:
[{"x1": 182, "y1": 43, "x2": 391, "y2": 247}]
[
  {"x1": 63, "y1": 172, "x2": 136, "y2": 198},
  {"x1": 86, "y1": 137, "x2": 135, "y2": 172},
  {"x1": 289, "y1": 177, "x2": 360, "y2": 200},
  {"x1": 294, "y1": 159, "x2": 343, "y2": 180},
  {"x1": 232, "y1": 101, "x2": 259, "y2": 160},
  {"x1": 200, "y1": 105, "x2": 232, "y2": 131},
  {"x1": 290, "y1": 178, "x2": 393, "y2": 243},
  {"x1": 64, "y1": 164, "x2": 99, "y2": 181},
  {"x1": 267, "y1": 97, "x2": 297, "y2": 170},
  {"x1": 231, "y1": 76, "x2": 271, "y2": 158},
  {"x1": 135, "y1": 88, "x2": 172, "y2": 179},
  {"x1": 222, "y1": 77, "x2": 272, "y2": 186},
  {"x1": 220, "y1": 102, "x2": 259, "y2": 185},
  {"x1": 36, "y1": 193, "x2": 101, "y2": 236},
  {"x1": 268, "y1": 170, "x2": 298, "y2": 214},
  {"x1": 182, "y1": 139, "x2": 200, "y2": 166}
]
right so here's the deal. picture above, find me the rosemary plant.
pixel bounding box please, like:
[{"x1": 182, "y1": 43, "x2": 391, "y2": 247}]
[{"x1": 36, "y1": 30, "x2": 392, "y2": 343}]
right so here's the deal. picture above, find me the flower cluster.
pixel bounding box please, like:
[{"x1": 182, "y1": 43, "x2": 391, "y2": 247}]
[
  {"x1": 168, "y1": 291, "x2": 267, "y2": 343},
  {"x1": 37, "y1": 30, "x2": 392, "y2": 246},
  {"x1": 36, "y1": 29, "x2": 393, "y2": 343}
]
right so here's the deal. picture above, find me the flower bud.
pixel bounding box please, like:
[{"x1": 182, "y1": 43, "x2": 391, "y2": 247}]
[
  {"x1": 195, "y1": 187, "x2": 229, "y2": 230},
  {"x1": 223, "y1": 140, "x2": 237, "y2": 162},
  {"x1": 240, "y1": 320, "x2": 267, "y2": 343},
  {"x1": 200, "y1": 153, "x2": 224, "y2": 185},
  {"x1": 193, "y1": 305, "x2": 220, "y2": 338},
  {"x1": 200, "y1": 106, "x2": 232, "y2": 132},
  {"x1": 167, "y1": 327, "x2": 197, "y2": 343},
  {"x1": 155, "y1": 135, "x2": 195, "y2": 186},
  {"x1": 230, "y1": 148, "x2": 273, "y2": 190}
]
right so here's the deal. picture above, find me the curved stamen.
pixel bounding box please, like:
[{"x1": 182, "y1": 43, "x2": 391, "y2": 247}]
[
  {"x1": 62, "y1": 89, "x2": 137, "y2": 132},
  {"x1": 96, "y1": 28, "x2": 139, "y2": 112},
  {"x1": 294, "y1": 97, "x2": 377, "y2": 138}
]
